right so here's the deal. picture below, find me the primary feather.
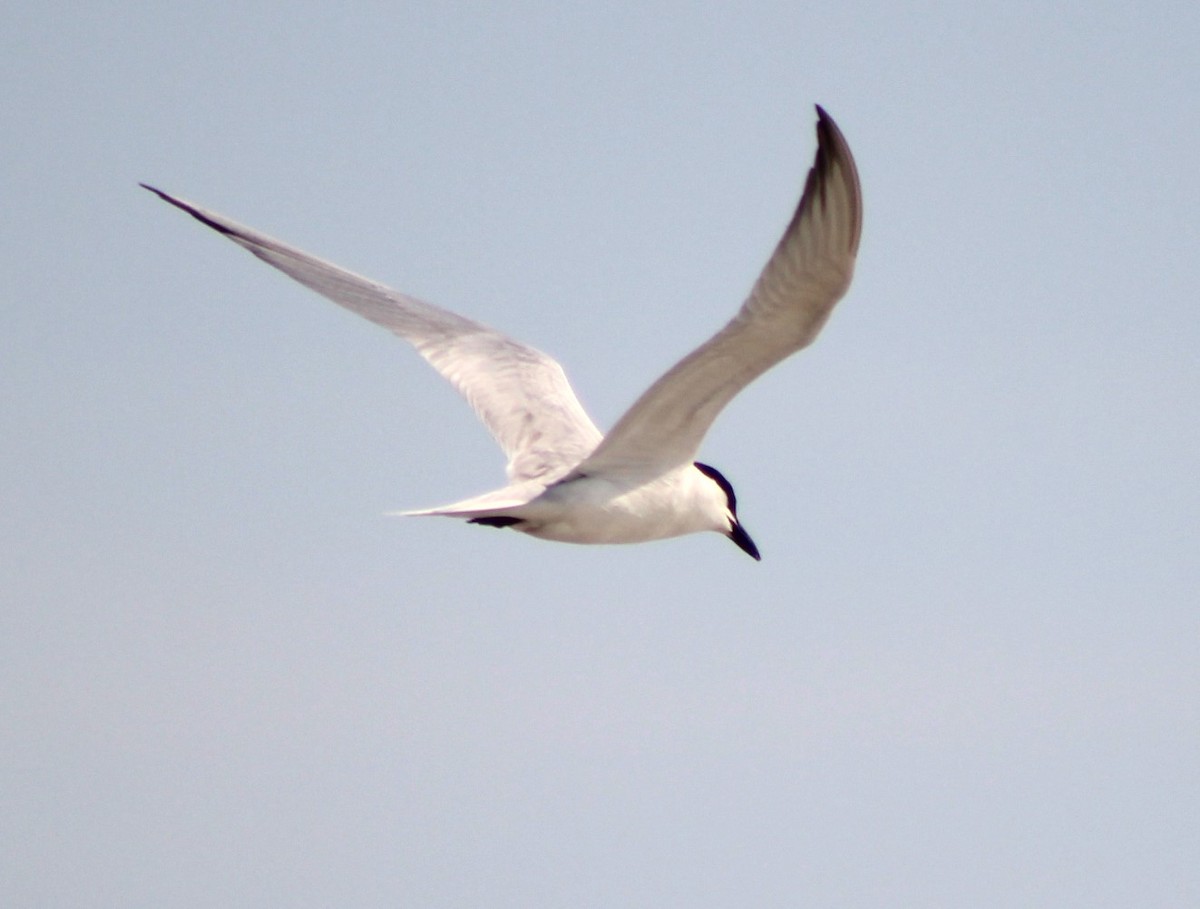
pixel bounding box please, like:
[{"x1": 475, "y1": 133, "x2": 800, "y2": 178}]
[
  {"x1": 576, "y1": 105, "x2": 862, "y2": 475},
  {"x1": 138, "y1": 184, "x2": 602, "y2": 483}
]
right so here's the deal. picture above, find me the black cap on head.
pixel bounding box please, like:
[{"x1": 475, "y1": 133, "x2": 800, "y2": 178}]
[{"x1": 694, "y1": 462, "x2": 761, "y2": 561}]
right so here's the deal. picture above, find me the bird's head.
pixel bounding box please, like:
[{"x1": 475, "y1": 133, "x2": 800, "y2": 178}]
[{"x1": 693, "y1": 462, "x2": 761, "y2": 561}]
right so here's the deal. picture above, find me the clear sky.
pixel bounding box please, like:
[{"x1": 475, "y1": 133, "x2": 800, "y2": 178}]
[{"x1": 3, "y1": 3, "x2": 1197, "y2": 906}]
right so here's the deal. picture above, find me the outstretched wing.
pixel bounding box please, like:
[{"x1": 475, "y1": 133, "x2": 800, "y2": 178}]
[
  {"x1": 576, "y1": 105, "x2": 862, "y2": 476},
  {"x1": 143, "y1": 186, "x2": 603, "y2": 482}
]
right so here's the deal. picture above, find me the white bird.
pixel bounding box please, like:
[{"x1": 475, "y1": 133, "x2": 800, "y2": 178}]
[{"x1": 143, "y1": 105, "x2": 861, "y2": 561}]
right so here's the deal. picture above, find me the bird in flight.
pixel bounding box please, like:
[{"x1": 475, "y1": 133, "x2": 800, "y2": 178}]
[{"x1": 143, "y1": 105, "x2": 861, "y2": 560}]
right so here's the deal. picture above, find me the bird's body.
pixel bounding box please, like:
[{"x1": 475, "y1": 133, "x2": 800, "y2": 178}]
[
  {"x1": 144, "y1": 105, "x2": 862, "y2": 560},
  {"x1": 461, "y1": 467, "x2": 733, "y2": 545}
]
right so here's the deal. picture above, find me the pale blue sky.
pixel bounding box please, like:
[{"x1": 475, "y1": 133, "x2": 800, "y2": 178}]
[{"x1": 3, "y1": 3, "x2": 1198, "y2": 906}]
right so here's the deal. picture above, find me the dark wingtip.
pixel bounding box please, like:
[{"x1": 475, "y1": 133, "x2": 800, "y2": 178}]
[
  {"x1": 139, "y1": 183, "x2": 181, "y2": 208},
  {"x1": 783, "y1": 103, "x2": 862, "y2": 259},
  {"x1": 139, "y1": 183, "x2": 237, "y2": 237},
  {"x1": 812, "y1": 106, "x2": 850, "y2": 165}
]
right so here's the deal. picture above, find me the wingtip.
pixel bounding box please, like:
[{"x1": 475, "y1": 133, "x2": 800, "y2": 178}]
[
  {"x1": 808, "y1": 103, "x2": 862, "y2": 255},
  {"x1": 140, "y1": 183, "x2": 238, "y2": 237},
  {"x1": 811, "y1": 105, "x2": 847, "y2": 171},
  {"x1": 812, "y1": 104, "x2": 841, "y2": 147}
]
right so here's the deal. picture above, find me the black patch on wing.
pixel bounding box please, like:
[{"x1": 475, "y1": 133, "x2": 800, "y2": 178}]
[{"x1": 467, "y1": 516, "x2": 524, "y2": 528}]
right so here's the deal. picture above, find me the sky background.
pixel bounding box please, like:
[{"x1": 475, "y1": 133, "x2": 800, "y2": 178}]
[{"x1": 3, "y1": 2, "x2": 1198, "y2": 906}]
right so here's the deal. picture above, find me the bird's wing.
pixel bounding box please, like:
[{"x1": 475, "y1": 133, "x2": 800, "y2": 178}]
[
  {"x1": 576, "y1": 105, "x2": 862, "y2": 476},
  {"x1": 142, "y1": 186, "x2": 603, "y2": 482}
]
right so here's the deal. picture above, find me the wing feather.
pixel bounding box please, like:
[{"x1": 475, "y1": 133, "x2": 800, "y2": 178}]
[
  {"x1": 142, "y1": 186, "x2": 603, "y2": 481},
  {"x1": 577, "y1": 105, "x2": 862, "y2": 475}
]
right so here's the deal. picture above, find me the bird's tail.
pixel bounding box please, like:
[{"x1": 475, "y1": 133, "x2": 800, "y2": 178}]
[{"x1": 388, "y1": 483, "x2": 544, "y2": 519}]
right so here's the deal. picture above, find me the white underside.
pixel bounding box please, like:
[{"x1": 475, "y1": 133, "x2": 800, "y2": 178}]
[{"x1": 400, "y1": 466, "x2": 731, "y2": 545}]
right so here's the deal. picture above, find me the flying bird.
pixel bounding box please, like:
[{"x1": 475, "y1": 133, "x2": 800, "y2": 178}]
[{"x1": 143, "y1": 105, "x2": 861, "y2": 560}]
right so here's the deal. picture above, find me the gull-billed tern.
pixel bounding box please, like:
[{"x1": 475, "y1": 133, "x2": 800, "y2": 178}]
[{"x1": 143, "y1": 105, "x2": 861, "y2": 560}]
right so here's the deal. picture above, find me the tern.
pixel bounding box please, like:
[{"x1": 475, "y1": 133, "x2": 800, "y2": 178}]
[{"x1": 143, "y1": 105, "x2": 861, "y2": 560}]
